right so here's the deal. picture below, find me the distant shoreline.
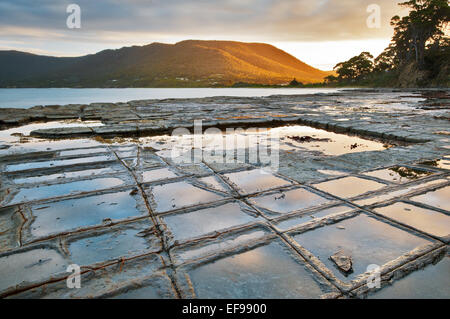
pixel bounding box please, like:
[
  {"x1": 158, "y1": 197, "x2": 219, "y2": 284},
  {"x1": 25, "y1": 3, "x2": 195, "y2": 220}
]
[{"x1": 0, "y1": 87, "x2": 346, "y2": 109}]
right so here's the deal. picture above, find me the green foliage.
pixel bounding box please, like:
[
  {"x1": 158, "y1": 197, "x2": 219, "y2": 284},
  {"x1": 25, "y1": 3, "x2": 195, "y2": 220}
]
[
  {"x1": 324, "y1": 75, "x2": 338, "y2": 84},
  {"x1": 330, "y1": 0, "x2": 449, "y2": 87},
  {"x1": 391, "y1": 0, "x2": 449, "y2": 68},
  {"x1": 374, "y1": 45, "x2": 398, "y2": 72},
  {"x1": 288, "y1": 78, "x2": 304, "y2": 87},
  {"x1": 333, "y1": 52, "x2": 374, "y2": 82},
  {"x1": 423, "y1": 36, "x2": 450, "y2": 86}
]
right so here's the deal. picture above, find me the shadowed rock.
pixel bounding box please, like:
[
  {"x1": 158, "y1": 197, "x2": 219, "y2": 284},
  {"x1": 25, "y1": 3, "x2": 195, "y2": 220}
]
[{"x1": 330, "y1": 250, "x2": 353, "y2": 274}]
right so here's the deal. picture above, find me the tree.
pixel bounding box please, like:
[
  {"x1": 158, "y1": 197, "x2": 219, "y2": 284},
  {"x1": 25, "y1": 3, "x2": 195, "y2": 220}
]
[
  {"x1": 329, "y1": 0, "x2": 449, "y2": 86},
  {"x1": 390, "y1": 0, "x2": 450, "y2": 68},
  {"x1": 334, "y1": 52, "x2": 374, "y2": 81},
  {"x1": 374, "y1": 44, "x2": 398, "y2": 72},
  {"x1": 289, "y1": 78, "x2": 303, "y2": 86},
  {"x1": 324, "y1": 75, "x2": 338, "y2": 84}
]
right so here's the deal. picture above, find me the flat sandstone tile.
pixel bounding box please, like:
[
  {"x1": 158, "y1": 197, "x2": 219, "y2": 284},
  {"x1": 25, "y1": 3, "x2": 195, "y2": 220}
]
[
  {"x1": 251, "y1": 187, "x2": 331, "y2": 214},
  {"x1": 162, "y1": 202, "x2": 260, "y2": 242},
  {"x1": 410, "y1": 186, "x2": 450, "y2": 211},
  {"x1": 27, "y1": 191, "x2": 146, "y2": 239},
  {"x1": 185, "y1": 241, "x2": 336, "y2": 298},
  {"x1": 141, "y1": 167, "x2": 179, "y2": 183},
  {"x1": 173, "y1": 229, "x2": 268, "y2": 264},
  {"x1": 355, "y1": 179, "x2": 448, "y2": 207},
  {"x1": 109, "y1": 275, "x2": 176, "y2": 299},
  {"x1": 148, "y1": 181, "x2": 225, "y2": 213},
  {"x1": 363, "y1": 166, "x2": 433, "y2": 183},
  {"x1": 374, "y1": 202, "x2": 450, "y2": 239},
  {"x1": 291, "y1": 214, "x2": 432, "y2": 283},
  {"x1": 274, "y1": 205, "x2": 353, "y2": 231},
  {"x1": 314, "y1": 176, "x2": 386, "y2": 199},
  {"x1": 197, "y1": 176, "x2": 229, "y2": 193},
  {"x1": 12, "y1": 166, "x2": 121, "y2": 185},
  {"x1": 5, "y1": 177, "x2": 126, "y2": 205},
  {"x1": 5, "y1": 155, "x2": 113, "y2": 172},
  {"x1": 223, "y1": 169, "x2": 292, "y2": 194},
  {"x1": 8, "y1": 254, "x2": 169, "y2": 299},
  {"x1": 0, "y1": 248, "x2": 68, "y2": 293},
  {"x1": 67, "y1": 224, "x2": 160, "y2": 267},
  {"x1": 369, "y1": 257, "x2": 450, "y2": 299}
]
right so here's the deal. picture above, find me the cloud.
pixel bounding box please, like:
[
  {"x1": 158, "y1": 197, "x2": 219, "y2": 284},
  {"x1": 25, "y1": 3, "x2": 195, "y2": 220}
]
[
  {"x1": 0, "y1": 0, "x2": 408, "y2": 40},
  {"x1": 0, "y1": 0, "x2": 409, "y2": 66}
]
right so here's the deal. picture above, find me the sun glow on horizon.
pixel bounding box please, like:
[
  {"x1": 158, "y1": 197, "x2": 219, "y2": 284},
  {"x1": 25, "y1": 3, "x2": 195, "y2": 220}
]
[{"x1": 272, "y1": 39, "x2": 391, "y2": 71}]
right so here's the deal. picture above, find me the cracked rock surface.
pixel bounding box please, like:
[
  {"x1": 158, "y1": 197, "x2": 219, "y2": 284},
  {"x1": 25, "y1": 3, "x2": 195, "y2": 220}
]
[{"x1": 0, "y1": 88, "x2": 449, "y2": 299}]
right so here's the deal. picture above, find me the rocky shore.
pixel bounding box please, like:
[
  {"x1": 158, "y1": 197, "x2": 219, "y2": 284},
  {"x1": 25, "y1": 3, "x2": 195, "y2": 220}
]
[{"x1": 0, "y1": 88, "x2": 448, "y2": 299}]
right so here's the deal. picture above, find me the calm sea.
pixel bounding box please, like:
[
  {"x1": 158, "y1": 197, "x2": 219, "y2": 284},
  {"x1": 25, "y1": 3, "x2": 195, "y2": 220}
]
[{"x1": 0, "y1": 88, "x2": 343, "y2": 109}]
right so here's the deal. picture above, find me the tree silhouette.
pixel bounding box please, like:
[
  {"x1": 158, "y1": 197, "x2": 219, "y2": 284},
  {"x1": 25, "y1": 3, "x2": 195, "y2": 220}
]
[
  {"x1": 391, "y1": 0, "x2": 449, "y2": 68},
  {"x1": 330, "y1": 0, "x2": 449, "y2": 86},
  {"x1": 334, "y1": 52, "x2": 374, "y2": 81}
]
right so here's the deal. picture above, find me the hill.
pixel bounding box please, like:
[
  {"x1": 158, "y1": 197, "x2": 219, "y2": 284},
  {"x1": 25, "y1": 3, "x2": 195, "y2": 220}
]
[{"x1": 0, "y1": 40, "x2": 331, "y2": 87}]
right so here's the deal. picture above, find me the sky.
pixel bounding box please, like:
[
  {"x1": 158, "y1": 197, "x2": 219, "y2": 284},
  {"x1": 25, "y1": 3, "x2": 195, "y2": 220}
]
[{"x1": 0, "y1": 0, "x2": 410, "y2": 70}]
